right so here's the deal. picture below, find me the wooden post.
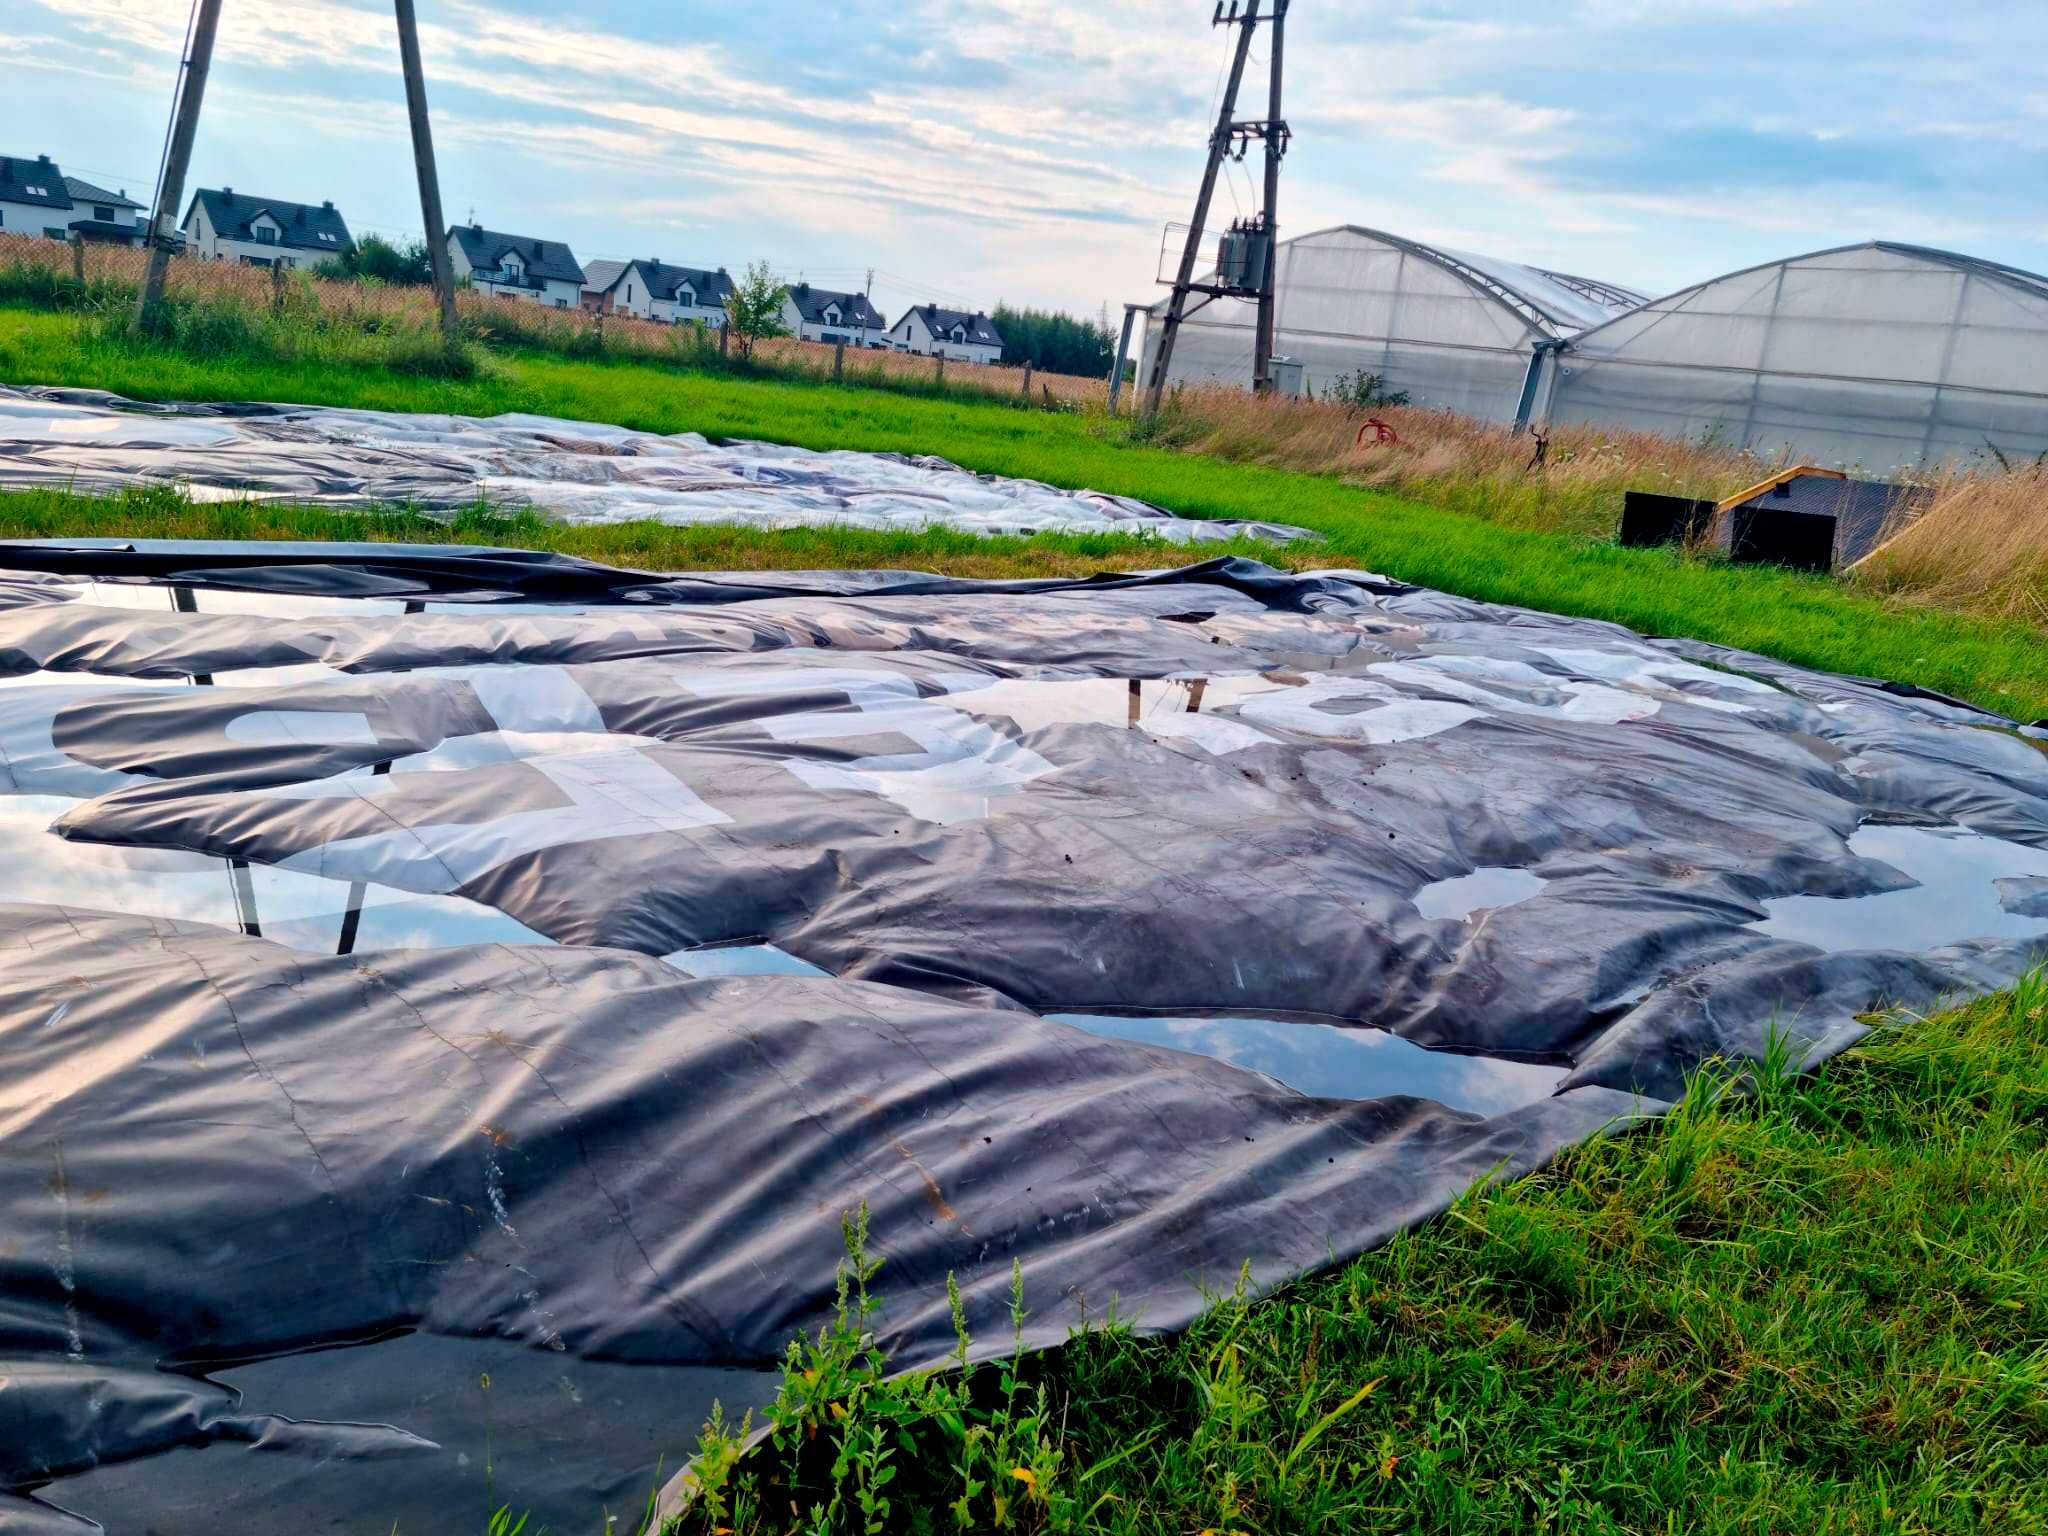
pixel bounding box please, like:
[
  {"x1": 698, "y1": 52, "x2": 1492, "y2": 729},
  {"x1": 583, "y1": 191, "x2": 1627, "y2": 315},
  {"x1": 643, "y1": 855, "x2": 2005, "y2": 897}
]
[
  {"x1": 1021, "y1": 362, "x2": 1032, "y2": 398},
  {"x1": 935, "y1": 354, "x2": 945, "y2": 387},
  {"x1": 832, "y1": 338, "x2": 845, "y2": 382},
  {"x1": 270, "y1": 258, "x2": 286, "y2": 313},
  {"x1": 70, "y1": 232, "x2": 85, "y2": 284},
  {"x1": 394, "y1": 0, "x2": 460, "y2": 350},
  {"x1": 137, "y1": 0, "x2": 224, "y2": 323},
  {"x1": 719, "y1": 322, "x2": 730, "y2": 359}
]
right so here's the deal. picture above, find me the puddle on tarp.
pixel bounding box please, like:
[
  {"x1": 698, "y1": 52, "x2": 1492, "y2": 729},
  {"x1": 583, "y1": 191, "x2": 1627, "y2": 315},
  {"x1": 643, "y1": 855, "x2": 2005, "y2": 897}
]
[
  {"x1": 1749, "y1": 823, "x2": 2048, "y2": 953},
  {"x1": 661, "y1": 942, "x2": 828, "y2": 978},
  {"x1": 1050, "y1": 1012, "x2": 1567, "y2": 1116},
  {"x1": 1413, "y1": 866, "x2": 1548, "y2": 921},
  {"x1": 32, "y1": 1332, "x2": 779, "y2": 1536},
  {"x1": 0, "y1": 795, "x2": 549, "y2": 954}
]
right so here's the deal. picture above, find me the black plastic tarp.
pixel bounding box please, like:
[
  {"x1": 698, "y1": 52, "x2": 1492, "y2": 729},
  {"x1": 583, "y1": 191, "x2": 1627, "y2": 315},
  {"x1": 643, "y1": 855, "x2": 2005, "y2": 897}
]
[{"x1": 3, "y1": 546, "x2": 2046, "y2": 1531}]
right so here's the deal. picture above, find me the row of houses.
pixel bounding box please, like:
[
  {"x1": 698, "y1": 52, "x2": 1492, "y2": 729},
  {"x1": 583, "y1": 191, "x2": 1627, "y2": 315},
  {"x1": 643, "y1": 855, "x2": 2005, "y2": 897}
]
[{"x1": 2, "y1": 150, "x2": 1009, "y2": 364}]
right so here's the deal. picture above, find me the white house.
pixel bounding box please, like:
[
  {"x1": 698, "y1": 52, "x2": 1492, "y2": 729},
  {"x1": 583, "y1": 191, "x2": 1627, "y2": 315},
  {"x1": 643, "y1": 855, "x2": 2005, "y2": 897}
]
[
  {"x1": 887, "y1": 304, "x2": 1005, "y2": 366},
  {"x1": 447, "y1": 224, "x2": 585, "y2": 307},
  {"x1": 781, "y1": 283, "x2": 887, "y2": 346},
  {"x1": 601, "y1": 260, "x2": 733, "y2": 326},
  {"x1": 0, "y1": 154, "x2": 74, "y2": 242},
  {"x1": 63, "y1": 176, "x2": 145, "y2": 247},
  {"x1": 182, "y1": 188, "x2": 352, "y2": 270}
]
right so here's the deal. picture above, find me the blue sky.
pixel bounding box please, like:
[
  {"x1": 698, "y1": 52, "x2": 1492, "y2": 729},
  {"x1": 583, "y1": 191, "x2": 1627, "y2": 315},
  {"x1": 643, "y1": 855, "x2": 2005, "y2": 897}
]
[{"x1": 7, "y1": 0, "x2": 2045, "y2": 320}]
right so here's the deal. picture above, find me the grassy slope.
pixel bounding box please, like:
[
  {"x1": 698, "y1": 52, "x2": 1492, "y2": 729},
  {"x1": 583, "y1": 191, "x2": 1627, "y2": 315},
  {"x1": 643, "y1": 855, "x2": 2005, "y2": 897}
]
[
  {"x1": 673, "y1": 981, "x2": 2048, "y2": 1536},
  {"x1": 4, "y1": 307, "x2": 2046, "y2": 719}
]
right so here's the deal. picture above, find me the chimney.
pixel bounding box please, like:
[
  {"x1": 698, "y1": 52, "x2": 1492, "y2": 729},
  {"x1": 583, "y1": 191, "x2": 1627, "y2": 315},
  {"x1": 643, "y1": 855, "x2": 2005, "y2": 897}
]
[
  {"x1": 37, "y1": 154, "x2": 51, "y2": 164},
  {"x1": 322, "y1": 199, "x2": 334, "y2": 210},
  {"x1": 223, "y1": 186, "x2": 232, "y2": 195}
]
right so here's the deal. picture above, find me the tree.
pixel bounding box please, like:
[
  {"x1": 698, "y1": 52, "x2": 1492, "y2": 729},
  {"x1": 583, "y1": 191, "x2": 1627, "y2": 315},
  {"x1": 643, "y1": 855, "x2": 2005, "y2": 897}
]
[
  {"x1": 725, "y1": 261, "x2": 789, "y2": 360},
  {"x1": 314, "y1": 233, "x2": 434, "y2": 285},
  {"x1": 991, "y1": 303, "x2": 1116, "y2": 377}
]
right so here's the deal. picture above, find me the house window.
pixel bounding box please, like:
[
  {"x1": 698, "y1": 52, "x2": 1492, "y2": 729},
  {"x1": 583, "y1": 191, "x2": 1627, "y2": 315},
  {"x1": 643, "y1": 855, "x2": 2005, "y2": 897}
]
[
  {"x1": 26, "y1": 186, "x2": 49, "y2": 198},
  {"x1": 254, "y1": 226, "x2": 279, "y2": 244},
  {"x1": 625, "y1": 283, "x2": 634, "y2": 302},
  {"x1": 45, "y1": 227, "x2": 68, "y2": 240}
]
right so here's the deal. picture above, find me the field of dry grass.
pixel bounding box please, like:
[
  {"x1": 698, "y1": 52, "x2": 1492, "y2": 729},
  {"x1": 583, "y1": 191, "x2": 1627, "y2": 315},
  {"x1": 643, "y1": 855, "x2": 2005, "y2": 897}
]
[{"x1": 0, "y1": 233, "x2": 1111, "y2": 406}]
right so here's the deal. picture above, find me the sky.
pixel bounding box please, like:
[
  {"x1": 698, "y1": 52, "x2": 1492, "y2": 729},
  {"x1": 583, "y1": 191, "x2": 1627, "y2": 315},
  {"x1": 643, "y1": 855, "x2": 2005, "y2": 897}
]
[{"x1": 6, "y1": 0, "x2": 2046, "y2": 322}]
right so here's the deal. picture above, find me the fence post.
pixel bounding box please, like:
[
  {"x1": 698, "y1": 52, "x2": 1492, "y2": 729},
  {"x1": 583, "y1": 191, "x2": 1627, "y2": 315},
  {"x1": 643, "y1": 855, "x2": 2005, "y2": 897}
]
[
  {"x1": 934, "y1": 354, "x2": 945, "y2": 388},
  {"x1": 833, "y1": 338, "x2": 845, "y2": 383},
  {"x1": 1021, "y1": 362, "x2": 1032, "y2": 398},
  {"x1": 70, "y1": 233, "x2": 85, "y2": 285},
  {"x1": 719, "y1": 323, "x2": 730, "y2": 359},
  {"x1": 271, "y1": 259, "x2": 286, "y2": 314}
]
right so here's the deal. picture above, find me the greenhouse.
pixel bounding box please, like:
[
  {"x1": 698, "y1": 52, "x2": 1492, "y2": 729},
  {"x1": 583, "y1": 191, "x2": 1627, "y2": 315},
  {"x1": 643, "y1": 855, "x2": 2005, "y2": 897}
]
[
  {"x1": 1537, "y1": 242, "x2": 2048, "y2": 470},
  {"x1": 1133, "y1": 224, "x2": 1644, "y2": 419}
]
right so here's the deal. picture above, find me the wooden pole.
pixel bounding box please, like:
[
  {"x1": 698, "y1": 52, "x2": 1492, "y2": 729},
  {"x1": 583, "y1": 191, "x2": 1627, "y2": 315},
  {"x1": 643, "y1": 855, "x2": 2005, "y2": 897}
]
[
  {"x1": 70, "y1": 232, "x2": 84, "y2": 284},
  {"x1": 394, "y1": 0, "x2": 460, "y2": 349},
  {"x1": 136, "y1": 0, "x2": 224, "y2": 323},
  {"x1": 833, "y1": 337, "x2": 845, "y2": 382},
  {"x1": 1021, "y1": 361, "x2": 1033, "y2": 398},
  {"x1": 935, "y1": 354, "x2": 945, "y2": 388},
  {"x1": 270, "y1": 257, "x2": 285, "y2": 313}
]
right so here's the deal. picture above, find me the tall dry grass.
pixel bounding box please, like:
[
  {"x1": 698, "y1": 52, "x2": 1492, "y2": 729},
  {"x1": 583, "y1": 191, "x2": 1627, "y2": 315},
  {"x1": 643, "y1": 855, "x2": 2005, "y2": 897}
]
[
  {"x1": 1851, "y1": 465, "x2": 2048, "y2": 627},
  {"x1": 0, "y1": 233, "x2": 1111, "y2": 406},
  {"x1": 1140, "y1": 384, "x2": 1769, "y2": 537}
]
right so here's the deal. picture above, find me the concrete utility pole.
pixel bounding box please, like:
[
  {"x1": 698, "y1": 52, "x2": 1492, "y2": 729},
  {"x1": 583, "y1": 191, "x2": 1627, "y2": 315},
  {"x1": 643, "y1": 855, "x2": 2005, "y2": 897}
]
[
  {"x1": 1140, "y1": 1, "x2": 1293, "y2": 415},
  {"x1": 394, "y1": 0, "x2": 460, "y2": 349},
  {"x1": 136, "y1": 0, "x2": 224, "y2": 322},
  {"x1": 1251, "y1": 0, "x2": 1289, "y2": 393}
]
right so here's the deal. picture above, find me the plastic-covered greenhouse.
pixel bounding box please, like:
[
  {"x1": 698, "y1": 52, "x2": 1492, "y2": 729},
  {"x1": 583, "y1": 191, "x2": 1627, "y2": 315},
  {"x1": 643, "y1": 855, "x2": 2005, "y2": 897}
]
[
  {"x1": 1133, "y1": 225, "x2": 1645, "y2": 419},
  {"x1": 1535, "y1": 242, "x2": 2048, "y2": 471}
]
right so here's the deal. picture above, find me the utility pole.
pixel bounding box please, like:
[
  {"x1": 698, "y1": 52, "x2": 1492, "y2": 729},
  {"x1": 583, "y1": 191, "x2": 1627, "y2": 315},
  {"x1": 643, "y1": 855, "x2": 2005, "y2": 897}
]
[
  {"x1": 136, "y1": 0, "x2": 224, "y2": 323},
  {"x1": 860, "y1": 266, "x2": 875, "y2": 350},
  {"x1": 1140, "y1": 1, "x2": 1292, "y2": 416},
  {"x1": 394, "y1": 0, "x2": 460, "y2": 349},
  {"x1": 1251, "y1": 0, "x2": 1289, "y2": 393}
]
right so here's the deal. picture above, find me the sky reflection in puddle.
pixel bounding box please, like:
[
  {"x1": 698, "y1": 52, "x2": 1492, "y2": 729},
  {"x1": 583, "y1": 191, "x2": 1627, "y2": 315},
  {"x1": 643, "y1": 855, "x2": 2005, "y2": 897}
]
[
  {"x1": 1050, "y1": 1012, "x2": 1566, "y2": 1115},
  {"x1": 1749, "y1": 823, "x2": 2048, "y2": 953},
  {"x1": 1413, "y1": 866, "x2": 1548, "y2": 921},
  {"x1": 660, "y1": 943, "x2": 828, "y2": 978},
  {"x1": 0, "y1": 795, "x2": 549, "y2": 954}
]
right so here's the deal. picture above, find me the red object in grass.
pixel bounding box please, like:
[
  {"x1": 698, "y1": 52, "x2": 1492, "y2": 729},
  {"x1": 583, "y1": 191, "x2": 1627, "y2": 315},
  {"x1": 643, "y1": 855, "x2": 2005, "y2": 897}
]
[{"x1": 1356, "y1": 418, "x2": 1399, "y2": 447}]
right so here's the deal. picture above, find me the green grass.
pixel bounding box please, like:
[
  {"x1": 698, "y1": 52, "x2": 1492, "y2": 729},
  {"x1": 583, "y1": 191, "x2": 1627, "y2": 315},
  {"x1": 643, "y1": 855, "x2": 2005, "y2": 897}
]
[
  {"x1": 668, "y1": 977, "x2": 2048, "y2": 1535},
  {"x1": 4, "y1": 305, "x2": 2046, "y2": 719}
]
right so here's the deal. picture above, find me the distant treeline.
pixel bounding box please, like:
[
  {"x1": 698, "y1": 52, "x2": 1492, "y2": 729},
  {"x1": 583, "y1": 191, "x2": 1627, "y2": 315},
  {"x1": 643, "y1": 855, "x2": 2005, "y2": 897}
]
[{"x1": 993, "y1": 303, "x2": 1119, "y2": 378}]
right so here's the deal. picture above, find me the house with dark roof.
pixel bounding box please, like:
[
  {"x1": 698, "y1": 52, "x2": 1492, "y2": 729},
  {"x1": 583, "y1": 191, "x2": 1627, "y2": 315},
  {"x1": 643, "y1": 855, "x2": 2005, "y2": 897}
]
[
  {"x1": 886, "y1": 304, "x2": 1005, "y2": 366},
  {"x1": 447, "y1": 224, "x2": 586, "y2": 308},
  {"x1": 0, "y1": 154, "x2": 74, "y2": 242},
  {"x1": 601, "y1": 259, "x2": 734, "y2": 326},
  {"x1": 182, "y1": 188, "x2": 352, "y2": 270},
  {"x1": 780, "y1": 283, "x2": 887, "y2": 346},
  {"x1": 62, "y1": 176, "x2": 145, "y2": 247}
]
